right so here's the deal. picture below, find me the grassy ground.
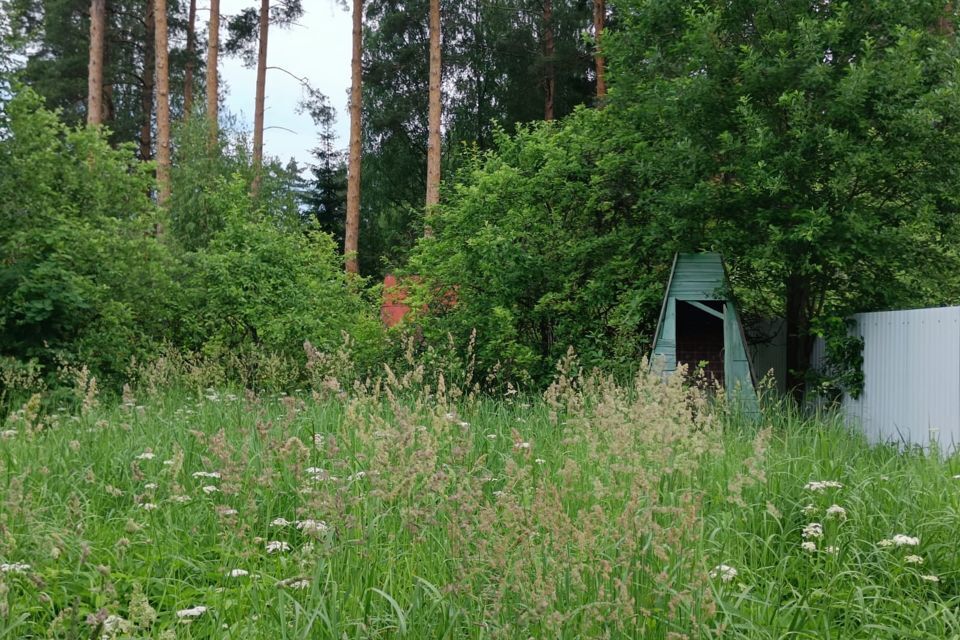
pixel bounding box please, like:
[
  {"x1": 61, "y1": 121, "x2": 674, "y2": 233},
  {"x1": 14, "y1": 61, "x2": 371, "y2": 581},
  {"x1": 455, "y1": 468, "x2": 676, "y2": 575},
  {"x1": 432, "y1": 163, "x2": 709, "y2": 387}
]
[{"x1": 1, "y1": 369, "x2": 958, "y2": 639}]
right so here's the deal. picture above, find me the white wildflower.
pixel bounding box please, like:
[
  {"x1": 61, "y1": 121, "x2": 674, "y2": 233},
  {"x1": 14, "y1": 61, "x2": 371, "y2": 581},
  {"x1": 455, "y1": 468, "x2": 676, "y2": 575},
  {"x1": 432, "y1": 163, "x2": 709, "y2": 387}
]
[
  {"x1": 192, "y1": 471, "x2": 221, "y2": 479},
  {"x1": 904, "y1": 555, "x2": 924, "y2": 565},
  {"x1": 144, "y1": 483, "x2": 158, "y2": 490},
  {"x1": 0, "y1": 562, "x2": 30, "y2": 573},
  {"x1": 877, "y1": 539, "x2": 894, "y2": 548},
  {"x1": 162, "y1": 459, "x2": 174, "y2": 466},
  {"x1": 514, "y1": 441, "x2": 531, "y2": 450},
  {"x1": 1, "y1": 430, "x2": 17, "y2": 439},
  {"x1": 228, "y1": 569, "x2": 249, "y2": 578},
  {"x1": 802, "y1": 504, "x2": 818, "y2": 516},
  {"x1": 953, "y1": 474, "x2": 960, "y2": 480},
  {"x1": 709, "y1": 564, "x2": 738, "y2": 583},
  {"x1": 825, "y1": 504, "x2": 847, "y2": 520},
  {"x1": 801, "y1": 541, "x2": 817, "y2": 553},
  {"x1": 802, "y1": 522, "x2": 823, "y2": 539},
  {"x1": 135, "y1": 452, "x2": 155, "y2": 461},
  {"x1": 271, "y1": 518, "x2": 292, "y2": 527},
  {"x1": 297, "y1": 519, "x2": 329, "y2": 535},
  {"x1": 535, "y1": 458, "x2": 546, "y2": 465},
  {"x1": 265, "y1": 541, "x2": 290, "y2": 554},
  {"x1": 486, "y1": 433, "x2": 497, "y2": 440},
  {"x1": 804, "y1": 480, "x2": 843, "y2": 491},
  {"x1": 313, "y1": 433, "x2": 324, "y2": 449},
  {"x1": 921, "y1": 574, "x2": 940, "y2": 583},
  {"x1": 277, "y1": 578, "x2": 311, "y2": 590},
  {"x1": 140, "y1": 503, "x2": 158, "y2": 511},
  {"x1": 201, "y1": 485, "x2": 219, "y2": 494},
  {"x1": 216, "y1": 506, "x2": 237, "y2": 516},
  {"x1": 824, "y1": 546, "x2": 838, "y2": 555},
  {"x1": 170, "y1": 495, "x2": 191, "y2": 503},
  {"x1": 176, "y1": 606, "x2": 207, "y2": 618},
  {"x1": 892, "y1": 534, "x2": 920, "y2": 547}
]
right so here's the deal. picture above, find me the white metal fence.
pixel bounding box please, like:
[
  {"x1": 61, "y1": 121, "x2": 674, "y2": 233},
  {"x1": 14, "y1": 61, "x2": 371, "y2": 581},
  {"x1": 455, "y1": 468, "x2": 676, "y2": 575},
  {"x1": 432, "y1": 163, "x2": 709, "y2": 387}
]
[{"x1": 814, "y1": 307, "x2": 960, "y2": 452}]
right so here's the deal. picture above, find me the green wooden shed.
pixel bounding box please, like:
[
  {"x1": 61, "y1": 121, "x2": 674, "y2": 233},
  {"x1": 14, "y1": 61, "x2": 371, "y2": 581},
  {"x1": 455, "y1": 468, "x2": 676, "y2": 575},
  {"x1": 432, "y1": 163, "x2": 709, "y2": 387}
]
[{"x1": 651, "y1": 253, "x2": 758, "y2": 408}]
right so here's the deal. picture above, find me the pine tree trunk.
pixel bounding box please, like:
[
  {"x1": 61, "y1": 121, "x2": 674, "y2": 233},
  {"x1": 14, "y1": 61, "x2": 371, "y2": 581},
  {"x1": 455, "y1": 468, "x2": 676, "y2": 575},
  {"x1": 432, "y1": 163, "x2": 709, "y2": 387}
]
[
  {"x1": 543, "y1": 0, "x2": 555, "y2": 121},
  {"x1": 251, "y1": 0, "x2": 270, "y2": 198},
  {"x1": 344, "y1": 0, "x2": 363, "y2": 274},
  {"x1": 155, "y1": 0, "x2": 171, "y2": 206},
  {"x1": 206, "y1": 0, "x2": 220, "y2": 147},
  {"x1": 184, "y1": 0, "x2": 197, "y2": 116},
  {"x1": 594, "y1": 0, "x2": 606, "y2": 101},
  {"x1": 139, "y1": 0, "x2": 155, "y2": 160},
  {"x1": 425, "y1": 0, "x2": 442, "y2": 231},
  {"x1": 87, "y1": 0, "x2": 106, "y2": 125}
]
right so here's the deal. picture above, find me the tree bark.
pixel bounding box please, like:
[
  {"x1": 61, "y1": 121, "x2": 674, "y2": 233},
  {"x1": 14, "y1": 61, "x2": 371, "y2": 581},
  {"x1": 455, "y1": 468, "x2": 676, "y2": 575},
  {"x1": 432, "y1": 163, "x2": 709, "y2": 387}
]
[
  {"x1": 594, "y1": 0, "x2": 606, "y2": 102},
  {"x1": 139, "y1": 0, "x2": 155, "y2": 160},
  {"x1": 785, "y1": 273, "x2": 813, "y2": 404},
  {"x1": 344, "y1": 0, "x2": 363, "y2": 274},
  {"x1": 184, "y1": 0, "x2": 197, "y2": 116},
  {"x1": 206, "y1": 0, "x2": 221, "y2": 147},
  {"x1": 155, "y1": 0, "x2": 171, "y2": 206},
  {"x1": 251, "y1": 0, "x2": 270, "y2": 198},
  {"x1": 425, "y1": 0, "x2": 442, "y2": 232},
  {"x1": 543, "y1": 0, "x2": 555, "y2": 121},
  {"x1": 87, "y1": 0, "x2": 106, "y2": 125}
]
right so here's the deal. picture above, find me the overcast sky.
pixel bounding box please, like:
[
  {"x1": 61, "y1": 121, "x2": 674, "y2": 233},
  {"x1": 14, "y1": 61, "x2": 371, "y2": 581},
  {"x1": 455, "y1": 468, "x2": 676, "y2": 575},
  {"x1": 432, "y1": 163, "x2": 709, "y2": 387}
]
[{"x1": 218, "y1": 0, "x2": 352, "y2": 168}]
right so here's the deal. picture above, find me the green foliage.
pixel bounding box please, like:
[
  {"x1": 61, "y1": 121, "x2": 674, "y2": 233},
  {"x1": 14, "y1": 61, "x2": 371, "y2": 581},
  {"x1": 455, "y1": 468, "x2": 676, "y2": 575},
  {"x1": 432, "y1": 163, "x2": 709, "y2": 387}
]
[
  {"x1": 411, "y1": 0, "x2": 960, "y2": 389},
  {"x1": 409, "y1": 109, "x2": 674, "y2": 382},
  {"x1": 0, "y1": 86, "x2": 179, "y2": 381},
  {"x1": 181, "y1": 173, "x2": 383, "y2": 372}
]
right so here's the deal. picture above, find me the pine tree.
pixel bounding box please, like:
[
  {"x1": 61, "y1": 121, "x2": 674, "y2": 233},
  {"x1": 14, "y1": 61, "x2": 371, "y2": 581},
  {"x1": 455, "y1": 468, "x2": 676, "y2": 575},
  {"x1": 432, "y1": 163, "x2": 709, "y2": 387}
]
[
  {"x1": 87, "y1": 0, "x2": 105, "y2": 124},
  {"x1": 155, "y1": 0, "x2": 171, "y2": 205},
  {"x1": 344, "y1": 0, "x2": 363, "y2": 274},
  {"x1": 425, "y1": 0, "x2": 441, "y2": 221},
  {"x1": 206, "y1": 0, "x2": 220, "y2": 145}
]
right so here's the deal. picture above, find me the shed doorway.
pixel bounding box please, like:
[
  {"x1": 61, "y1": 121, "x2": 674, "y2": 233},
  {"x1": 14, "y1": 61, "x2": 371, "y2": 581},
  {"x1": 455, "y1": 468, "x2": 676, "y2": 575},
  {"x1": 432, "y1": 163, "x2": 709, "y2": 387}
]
[{"x1": 676, "y1": 300, "x2": 725, "y2": 387}]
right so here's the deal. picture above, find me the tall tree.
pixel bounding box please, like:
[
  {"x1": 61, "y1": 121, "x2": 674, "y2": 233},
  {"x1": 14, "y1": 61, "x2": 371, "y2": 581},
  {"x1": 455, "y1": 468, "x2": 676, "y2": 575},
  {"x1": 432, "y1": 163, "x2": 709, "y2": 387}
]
[
  {"x1": 425, "y1": 0, "x2": 441, "y2": 219},
  {"x1": 87, "y1": 0, "x2": 106, "y2": 125},
  {"x1": 183, "y1": 0, "x2": 196, "y2": 115},
  {"x1": 542, "y1": 0, "x2": 554, "y2": 120},
  {"x1": 139, "y1": 0, "x2": 155, "y2": 160},
  {"x1": 251, "y1": 0, "x2": 269, "y2": 196},
  {"x1": 593, "y1": 0, "x2": 605, "y2": 101},
  {"x1": 207, "y1": 0, "x2": 220, "y2": 145},
  {"x1": 155, "y1": 0, "x2": 171, "y2": 205},
  {"x1": 345, "y1": 0, "x2": 363, "y2": 274}
]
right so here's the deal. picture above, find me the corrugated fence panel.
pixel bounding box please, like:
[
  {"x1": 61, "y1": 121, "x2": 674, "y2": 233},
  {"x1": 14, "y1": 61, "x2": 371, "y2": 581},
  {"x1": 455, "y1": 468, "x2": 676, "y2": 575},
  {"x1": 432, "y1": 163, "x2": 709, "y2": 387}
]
[{"x1": 843, "y1": 308, "x2": 960, "y2": 452}]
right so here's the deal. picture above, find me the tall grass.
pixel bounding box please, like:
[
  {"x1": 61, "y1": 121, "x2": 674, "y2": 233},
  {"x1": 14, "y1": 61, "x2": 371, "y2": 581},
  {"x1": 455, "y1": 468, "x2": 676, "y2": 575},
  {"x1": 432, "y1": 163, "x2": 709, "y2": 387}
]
[{"x1": 0, "y1": 362, "x2": 958, "y2": 638}]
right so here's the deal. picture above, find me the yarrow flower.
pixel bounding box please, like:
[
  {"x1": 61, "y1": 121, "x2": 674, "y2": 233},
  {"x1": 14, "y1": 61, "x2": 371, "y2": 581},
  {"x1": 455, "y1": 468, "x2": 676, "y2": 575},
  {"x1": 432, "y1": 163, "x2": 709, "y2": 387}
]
[
  {"x1": 271, "y1": 518, "x2": 292, "y2": 527},
  {"x1": 277, "y1": 578, "x2": 311, "y2": 590},
  {"x1": 802, "y1": 522, "x2": 824, "y2": 539},
  {"x1": 265, "y1": 541, "x2": 291, "y2": 554},
  {"x1": 824, "y1": 546, "x2": 838, "y2": 555},
  {"x1": 170, "y1": 495, "x2": 191, "y2": 503},
  {"x1": 144, "y1": 483, "x2": 158, "y2": 490},
  {"x1": 891, "y1": 534, "x2": 920, "y2": 547},
  {"x1": 216, "y1": 506, "x2": 238, "y2": 516},
  {"x1": 825, "y1": 504, "x2": 847, "y2": 520},
  {"x1": 0, "y1": 562, "x2": 30, "y2": 573},
  {"x1": 801, "y1": 541, "x2": 817, "y2": 553},
  {"x1": 535, "y1": 458, "x2": 546, "y2": 465},
  {"x1": 804, "y1": 480, "x2": 843, "y2": 491},
  {"x1": 1, "y1": 430, "x2": 17, "y2": 439},
  {"x1": 135, "y1": 452, "x2": 156, "y2": 461},
  {"x1": 201, "y1": 485, "x2": 219, "y2": 494},
  {"x1": 921, "y1": 574, "x2": 940, "y2": 583},
  {"x1": 228, "y1": 569, "x2": 249, "y2": 578},
  {"x1": 514, "y1": 441, "x2": 531, "y2": 450},
  {"x1": 709, "y1": 564, "x2": 738, "y2": 583},
  {"x1": 176, "y1": 606, "x2": 207, "y2": 618},
  {"x1": 192, "y1": 471, "x2": 221, "y2": 479},
  {"x1": 139, "y1": 503, "x2": 158, "y2": 511},
  {"x1": 297, "y1": 519, "x2": 329, "y2": 535},
  {"x1": 904, "y1": 555, "x2": 924, "y2": 565},
  {"x1": 802, "y1": 504, "x2": 818, "y2": 516}
]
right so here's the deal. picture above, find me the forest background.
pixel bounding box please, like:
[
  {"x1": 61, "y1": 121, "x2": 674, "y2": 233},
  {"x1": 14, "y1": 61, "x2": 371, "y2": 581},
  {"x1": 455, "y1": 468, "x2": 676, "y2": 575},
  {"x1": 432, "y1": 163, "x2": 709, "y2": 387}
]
[{"x1": 3, "y1": 0, "x2": 960, "y2": 406}]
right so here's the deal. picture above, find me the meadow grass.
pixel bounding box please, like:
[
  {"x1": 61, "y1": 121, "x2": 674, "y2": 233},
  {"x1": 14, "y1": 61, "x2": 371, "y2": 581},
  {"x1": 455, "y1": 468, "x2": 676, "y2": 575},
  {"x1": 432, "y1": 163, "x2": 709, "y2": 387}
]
[{"x1": 1, "y1": 367, "x2": 958, "y2": 639}]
